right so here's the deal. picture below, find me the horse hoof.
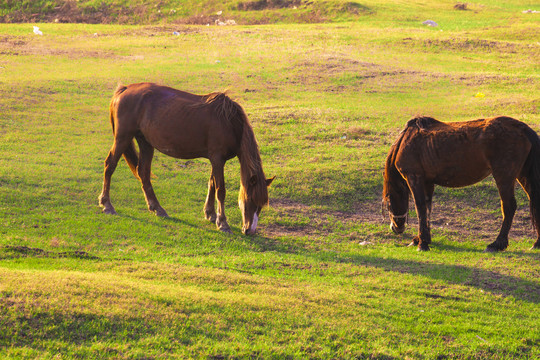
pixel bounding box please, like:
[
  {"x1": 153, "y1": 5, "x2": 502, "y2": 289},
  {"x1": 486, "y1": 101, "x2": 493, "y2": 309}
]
[
  {"x1": 155, "y1": 209, "x2": 169, "y2": 218},
  {"x1": 102, "y1": 207, "x2": 117, "y2": 215},
  {"x1": 417, "y1": 246, "x2": 430, "y2": 252},
  {"x1": 205, "y1": 213, "x2": 217, "y2": 223},
  {"x1": 219, "y1": 227, "x2": 233, "y2": 234},
  {"x1": 407, "y1": 236, "x2": 420, "y2": 247},
  {"x1": 484, "y1": 246, "x2": 500, "y2": 253}
]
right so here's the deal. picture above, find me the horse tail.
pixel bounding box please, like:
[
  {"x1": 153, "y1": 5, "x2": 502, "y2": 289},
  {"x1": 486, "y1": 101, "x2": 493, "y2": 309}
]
[
  {"x1": 522, "y1": 125, "x2": 540, "y2": 231},
  {"x1": 110, "y1": 84, "x2": 140, "y2": 179},
  {"x1": 122, "y1": 141, "x2": 140, "y2": 180},
  {"x1": 109, "y1": 84, "x2": 127, "y2": 135}
]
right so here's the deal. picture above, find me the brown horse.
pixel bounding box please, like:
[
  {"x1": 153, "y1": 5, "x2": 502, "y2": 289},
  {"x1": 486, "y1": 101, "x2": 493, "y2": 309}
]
[
  {"x1": 98, "y1": 83, "x2": 274, "y2": 235},
  {"x1": 383, "y1": 116, "x2": 540, "y2": 252}
]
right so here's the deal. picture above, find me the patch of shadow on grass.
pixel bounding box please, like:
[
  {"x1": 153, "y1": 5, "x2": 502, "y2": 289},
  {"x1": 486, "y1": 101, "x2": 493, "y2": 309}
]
[
  {"x1": 0, "y1": 307, "x2": 156, "y2": 348},
  {"x1": 0, "y1": 291, "x2": 231, "y2": 351},
  {"x1": 112, "y1": 211, "x2": 201, "y2": 231},
  {"x1": 319, "y1": 253, "x2": 540, "y2": 304},
  {"x1": 0, "y1": 245, "x2": 100, "y2": 260},
  {"x1": 246, "y1": 231, "x2": 305, "y2": 254}
]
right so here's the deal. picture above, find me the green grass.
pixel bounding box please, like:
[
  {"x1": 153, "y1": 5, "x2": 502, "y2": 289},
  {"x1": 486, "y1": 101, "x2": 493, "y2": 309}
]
[{"x1": 1, "y1": 0, "x2": 539, "y2": 358}]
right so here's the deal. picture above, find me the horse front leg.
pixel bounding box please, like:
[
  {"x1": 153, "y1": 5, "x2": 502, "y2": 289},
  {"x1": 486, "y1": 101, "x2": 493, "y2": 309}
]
[
  {"x1": 408, "y1": 182, "x2": 435, "y2": 248},
  {"x1": 204, "y1": 176, "x2": 217, "y2": 223},
  {"x1": 486, "y1": 178, "x2": 517, "y2": 252},
  {"x1": 211, "y1": 160, "x2": 232, "y2": 233},
  {"x1": 407, "y1": 176, "x2": 431, "y2": 251}
]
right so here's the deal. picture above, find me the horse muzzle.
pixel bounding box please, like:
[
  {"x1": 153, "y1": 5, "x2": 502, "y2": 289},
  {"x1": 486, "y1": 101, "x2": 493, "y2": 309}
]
[
  {"x1": 242, "y1": 227, "x2": 256, "y2": 235},
  {"x1": 242, "y1": 213, "x2": 259, "y2": 236}
]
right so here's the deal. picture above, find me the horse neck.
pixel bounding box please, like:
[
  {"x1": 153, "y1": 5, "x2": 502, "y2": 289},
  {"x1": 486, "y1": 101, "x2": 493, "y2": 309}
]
[{"x1": 387, "y1": 167, "x2": 408, "y2": 200}]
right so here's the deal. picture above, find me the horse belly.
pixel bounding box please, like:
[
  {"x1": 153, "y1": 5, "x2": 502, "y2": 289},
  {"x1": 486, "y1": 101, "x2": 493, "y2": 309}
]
[
  {"x1": 431, "y1": 161, "x2": 491, "y2": 188},
  {"x1": 143, "y1": 125, "x2": 210, "y2": 159}
]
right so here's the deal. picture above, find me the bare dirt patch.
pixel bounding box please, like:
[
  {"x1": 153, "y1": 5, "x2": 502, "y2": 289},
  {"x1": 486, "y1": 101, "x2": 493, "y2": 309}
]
[
  {"x1": 262, "y1": 194, "x2": 537, "y2": 247},
  {"x1": 262, "y1": 198, "x2": 385, "y2": 239},
  {"x1": 0, "y1": 34, "x2": 114, "y2": 59},
  {"x1": 402, "y1": 37, "x2": 535, "y2": 55},
  {"x1": 285, "y1": 53, "x2": 535, "y2": 96},
  {"x1": 282, "y1": 54, "x2": 523, "y2": 94},
  {"x1": 237, "y1": 0, "x2": 302, "y2": 11},
  {"x1": 0, "y1": 27, "x2": 198, "y2": 59}
]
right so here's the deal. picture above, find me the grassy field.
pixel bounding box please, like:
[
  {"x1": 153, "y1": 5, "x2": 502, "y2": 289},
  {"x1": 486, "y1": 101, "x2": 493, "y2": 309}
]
[{"x1": 1, "y1": 0, "x2": 539, "y2": 358}]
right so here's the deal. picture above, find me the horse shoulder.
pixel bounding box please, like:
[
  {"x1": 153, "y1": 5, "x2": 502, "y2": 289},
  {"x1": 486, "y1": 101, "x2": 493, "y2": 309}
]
[{"x1": 393, "y1": 130, "x2": 425, "y2": 174}]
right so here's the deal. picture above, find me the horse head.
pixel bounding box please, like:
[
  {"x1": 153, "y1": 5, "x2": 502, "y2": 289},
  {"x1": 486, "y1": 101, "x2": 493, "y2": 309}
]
[
  {"x1": 384, "y1": 192, "x2": 409, "y2": 234},
  {"x1": 383, "y1": 156, "x2": 409, "y2": 234},
  {"x1": 239, "y1": 175, "x2": 275, "y2": 235}
]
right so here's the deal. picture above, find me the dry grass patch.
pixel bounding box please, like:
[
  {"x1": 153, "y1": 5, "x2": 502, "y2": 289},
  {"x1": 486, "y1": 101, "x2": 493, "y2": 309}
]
[{"x1": 0, "y1": 34, "x2": 114, "y2": 59}]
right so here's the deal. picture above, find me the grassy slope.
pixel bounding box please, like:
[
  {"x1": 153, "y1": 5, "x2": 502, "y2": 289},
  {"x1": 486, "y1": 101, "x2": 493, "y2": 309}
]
[{"x1": 1, "y1": 0, "x2": 539, "y2": 358}]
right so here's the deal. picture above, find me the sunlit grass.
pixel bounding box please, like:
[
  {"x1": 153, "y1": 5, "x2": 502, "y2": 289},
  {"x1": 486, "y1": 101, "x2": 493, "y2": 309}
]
[{"x1": 0, "y1": 1, "x2": 539, "y2": 358}]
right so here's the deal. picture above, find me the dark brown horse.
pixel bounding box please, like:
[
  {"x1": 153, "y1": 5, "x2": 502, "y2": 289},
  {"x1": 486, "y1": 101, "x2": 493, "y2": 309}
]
[
  {"x1": 383, "y1": 116, "x2": 540, "y2": 252},
  {"x1": 99, "y1": 83, "x2": 274, "y2": 235}
]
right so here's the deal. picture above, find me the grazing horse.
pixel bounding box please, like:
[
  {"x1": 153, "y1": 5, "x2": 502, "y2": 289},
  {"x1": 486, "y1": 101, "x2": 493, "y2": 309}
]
[
  {"x1": 99, "y1": 83, "x2": 274, "y2": 235},
  {"x1": 383, "y1": 116, "x2": 540, "y2": 252}
]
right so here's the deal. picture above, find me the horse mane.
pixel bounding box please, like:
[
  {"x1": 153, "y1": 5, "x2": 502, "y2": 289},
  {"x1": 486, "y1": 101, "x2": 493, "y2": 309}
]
[
  {"x1": 382, "y1": 124, "x2": 410, "y2": 204},
  {"x1": 406, "y1": 116, "x2": 443, "y2": 131},
  {"x1": 204, "y1": 93, "x2": 268, "y2": 208}
]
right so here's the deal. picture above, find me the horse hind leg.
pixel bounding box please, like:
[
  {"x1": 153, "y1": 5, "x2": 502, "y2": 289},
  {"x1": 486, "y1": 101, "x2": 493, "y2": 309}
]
[
  {"x1": 136, "y1": 135, "x2": 168, "y2": 217},
  {"x1": 533, "y1": 237, "x2": 540, "y2": 250},
  {"x1": 99, "y1": 138, "x2": 133, "y2": 215},
  {"x1": 486, "y1": 176, "x2": 517, "y2": 252},
  {"x1": 517, "y1": 176, "x2": 540, "y2": 250},
  {"x1": 204, "y1": 176, "x2": 217, "y2": 223}
]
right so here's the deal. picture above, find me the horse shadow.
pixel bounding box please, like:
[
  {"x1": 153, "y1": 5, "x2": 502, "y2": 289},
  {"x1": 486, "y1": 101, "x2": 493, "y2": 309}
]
[
  {"x1": 344, "y1": 252, "x2": 540, "y2": 304},
  {"x1": 247, "y1": 231, "x2": 540, "y2": 304},
  {"x1": 111, "y1": 211, "x2": 201, "y2": 230}
]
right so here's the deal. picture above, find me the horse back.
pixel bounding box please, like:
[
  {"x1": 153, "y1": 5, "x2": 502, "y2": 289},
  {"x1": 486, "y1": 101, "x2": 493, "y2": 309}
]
[
  {"x1": 111, "y1": 83, "x2": 242, "y2": 160},
  {"x1": 394, "y1": 116, "x2": 532, "y2": 187}
]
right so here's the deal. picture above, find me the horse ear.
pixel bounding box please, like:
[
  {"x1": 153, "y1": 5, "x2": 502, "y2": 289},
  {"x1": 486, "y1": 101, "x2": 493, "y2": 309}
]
[{"x1": 266, "y1": 176, "x2": 276, "y2": 187}]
